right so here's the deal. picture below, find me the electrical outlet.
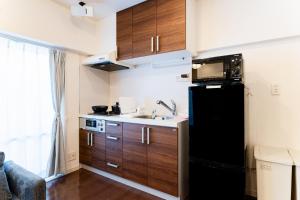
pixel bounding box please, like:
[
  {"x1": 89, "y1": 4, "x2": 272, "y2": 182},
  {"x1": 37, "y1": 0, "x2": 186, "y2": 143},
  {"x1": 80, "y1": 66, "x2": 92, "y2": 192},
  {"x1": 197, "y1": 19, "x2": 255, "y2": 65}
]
[
  {"x1": 176, "y1": 73, "x2": 190, "y2": 82},
  {"x1": 271, "y1": 84, "x2": 280, "y2": 95},
  {"x1": 67, "y1": 152, "x2": 76, "y2": 161}
]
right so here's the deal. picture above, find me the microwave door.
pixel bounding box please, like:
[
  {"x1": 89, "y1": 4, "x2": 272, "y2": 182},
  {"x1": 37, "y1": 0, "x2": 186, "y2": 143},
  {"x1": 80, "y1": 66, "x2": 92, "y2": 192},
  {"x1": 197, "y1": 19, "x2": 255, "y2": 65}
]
[{"x1": 192, "y1": 61, "x2": 226, "y2": 82}]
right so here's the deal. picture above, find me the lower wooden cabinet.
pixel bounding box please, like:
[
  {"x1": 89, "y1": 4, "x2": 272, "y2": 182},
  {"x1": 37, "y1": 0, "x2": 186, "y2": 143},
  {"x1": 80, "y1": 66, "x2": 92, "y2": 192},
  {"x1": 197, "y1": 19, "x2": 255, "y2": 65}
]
[
  {"x1": 80, "y1": 122, "x2": 178, "y2": 196},
  {"x1": 105, "y1": 128, "x2": 123, "y2": 177},
  {"x1": 123, "y1": 123, "x2": 148, "y2": 185},
  {"x1": 123, "y1": 123, "x2": 178, "y2": 196},
  {"x1": 79, "y1": 129, "x2": 106, "y2": 170},
  {"x1": 147, "y1": 126, "x2": 178, "y2": 196},
  {"x1": 79, "y1": 129, "x2": 92, "y2": 165}
]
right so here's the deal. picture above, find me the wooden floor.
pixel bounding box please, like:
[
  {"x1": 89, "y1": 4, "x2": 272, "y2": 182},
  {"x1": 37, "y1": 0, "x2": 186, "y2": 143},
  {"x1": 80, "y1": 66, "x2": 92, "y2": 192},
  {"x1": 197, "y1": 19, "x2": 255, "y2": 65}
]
[
  {"x1": 46, "y1": 169, "x2": 162, "y2": 200},
  {"x1": 47, "y1": 168, "x2": 257, "y2": 200}
]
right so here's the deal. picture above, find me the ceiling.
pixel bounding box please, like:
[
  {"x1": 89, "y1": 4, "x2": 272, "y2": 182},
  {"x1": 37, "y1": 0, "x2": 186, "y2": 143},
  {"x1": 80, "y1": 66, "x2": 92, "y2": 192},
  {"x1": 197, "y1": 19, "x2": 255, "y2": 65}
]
[{"x1": 54, "y1": 0, "x2": 146, "y2": 19}]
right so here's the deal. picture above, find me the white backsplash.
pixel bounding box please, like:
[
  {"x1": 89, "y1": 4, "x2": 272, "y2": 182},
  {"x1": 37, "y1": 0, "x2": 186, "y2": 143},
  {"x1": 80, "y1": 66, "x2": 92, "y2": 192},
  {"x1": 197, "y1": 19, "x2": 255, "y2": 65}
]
[{"x1": 109, "y1": 64, "x2": 192, "y2": 117}]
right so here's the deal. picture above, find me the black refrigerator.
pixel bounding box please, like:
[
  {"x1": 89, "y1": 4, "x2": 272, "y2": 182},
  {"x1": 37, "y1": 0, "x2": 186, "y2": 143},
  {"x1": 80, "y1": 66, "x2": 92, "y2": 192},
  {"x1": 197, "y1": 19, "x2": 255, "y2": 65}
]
[{"x1": 189, "y1": 82, "x2": 245, "y2": 200}]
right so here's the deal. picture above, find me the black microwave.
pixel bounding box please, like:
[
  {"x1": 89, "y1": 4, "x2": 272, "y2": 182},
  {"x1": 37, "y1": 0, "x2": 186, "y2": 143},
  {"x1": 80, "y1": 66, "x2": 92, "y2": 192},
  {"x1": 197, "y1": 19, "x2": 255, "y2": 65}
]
[{"x1": 192, "y1": 54, "x2": 243, "y2": 84}]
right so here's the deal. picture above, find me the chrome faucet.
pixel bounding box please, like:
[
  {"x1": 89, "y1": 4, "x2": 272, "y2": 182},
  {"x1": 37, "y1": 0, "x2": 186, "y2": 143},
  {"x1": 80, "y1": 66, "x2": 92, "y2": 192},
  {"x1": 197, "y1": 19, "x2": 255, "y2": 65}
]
[{"x1": 156, "y1": 100, "x2": 177, "y2": 116}]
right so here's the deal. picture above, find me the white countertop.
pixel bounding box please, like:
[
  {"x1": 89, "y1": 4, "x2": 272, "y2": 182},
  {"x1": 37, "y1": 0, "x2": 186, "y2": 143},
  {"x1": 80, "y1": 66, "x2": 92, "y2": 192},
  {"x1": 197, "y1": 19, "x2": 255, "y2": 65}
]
[{"x1": 79, "y1": 114, "x2": 188, "y2": 128}]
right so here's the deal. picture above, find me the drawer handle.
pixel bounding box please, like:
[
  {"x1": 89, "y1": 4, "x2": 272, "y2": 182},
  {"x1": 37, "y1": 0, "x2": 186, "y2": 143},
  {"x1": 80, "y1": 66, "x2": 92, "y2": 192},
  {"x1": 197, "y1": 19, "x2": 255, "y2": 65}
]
[
  {"x1": 106, "y1": 136, "x2": 119, "y2": 141},
  {"x1": 107, "y1": 162, "x2": 119, "y2": 168},
  {"x1": 107, "y1": 123, "x2": 119, "y2": 127}
]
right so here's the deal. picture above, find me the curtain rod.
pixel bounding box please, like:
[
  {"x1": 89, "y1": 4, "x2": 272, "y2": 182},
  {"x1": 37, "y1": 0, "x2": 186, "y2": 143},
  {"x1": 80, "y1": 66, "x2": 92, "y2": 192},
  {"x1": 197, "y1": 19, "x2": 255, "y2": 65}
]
[{"x1": 0, "y1": 31, "x2": 91, "y2": 56}]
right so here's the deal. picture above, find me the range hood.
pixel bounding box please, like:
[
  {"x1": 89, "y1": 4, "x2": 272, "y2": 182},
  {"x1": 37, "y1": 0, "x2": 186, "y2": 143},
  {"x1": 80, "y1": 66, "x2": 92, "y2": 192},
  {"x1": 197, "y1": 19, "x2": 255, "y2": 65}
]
[{"x1": 82, "y1": 51, "x2": 133, "y2": 72}]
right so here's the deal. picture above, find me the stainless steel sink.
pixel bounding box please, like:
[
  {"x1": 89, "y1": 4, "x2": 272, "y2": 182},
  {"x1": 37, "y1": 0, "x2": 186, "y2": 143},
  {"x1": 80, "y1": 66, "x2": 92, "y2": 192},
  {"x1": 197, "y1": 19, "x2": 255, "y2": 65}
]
[
  {"x1": 133, "y1": 115, "x2": 173, "y2": 120},
  {"x1": 133, "y1": 115, "x2": 154, "y2": 119}
]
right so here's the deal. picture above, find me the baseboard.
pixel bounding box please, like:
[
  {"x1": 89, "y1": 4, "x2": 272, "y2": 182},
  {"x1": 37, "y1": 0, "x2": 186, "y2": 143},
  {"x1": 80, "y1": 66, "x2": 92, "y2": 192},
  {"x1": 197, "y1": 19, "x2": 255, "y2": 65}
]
[
  {"x1": 66, "y1": 165, "x2": 80, "y2": 174},
  {"x1": 81, "y1": 164, "x2": 180, "y2": 200},
  {"x1": 45, "y1": 165, "x2": 80, "y2": 183}
]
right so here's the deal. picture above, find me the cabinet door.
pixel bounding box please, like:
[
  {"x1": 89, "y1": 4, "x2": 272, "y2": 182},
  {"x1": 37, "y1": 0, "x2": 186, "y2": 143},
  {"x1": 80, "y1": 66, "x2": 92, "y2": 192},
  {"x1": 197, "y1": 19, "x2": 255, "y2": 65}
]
[
  {"x1": 156, "y1": 0, "x2": 186, "y2": 53},
  {"x1": 147, "y1": 126, "x2": 178, "y2": 196},
  {"x1": 117, "y1": 8, "x2": 133, "y2": 60},
  {"x1": 79, "y1": 129, "x2": 92, "y2": 165},
  {"x1": 132, "y1": 0, "x2": 157, "y2": 58},
  {"x1": 91, "y1": 132, "x2": 106, "y2": 170},
  {"x1": 122, "y1": 123, "x2": 148, "y2": 185}
]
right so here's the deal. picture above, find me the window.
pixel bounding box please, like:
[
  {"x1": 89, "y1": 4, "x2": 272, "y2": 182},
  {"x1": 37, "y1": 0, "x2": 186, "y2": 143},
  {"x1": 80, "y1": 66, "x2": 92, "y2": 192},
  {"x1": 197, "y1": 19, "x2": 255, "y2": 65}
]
[{"x1": 0, "y1": 37, "x2": 54, "y2": 177}]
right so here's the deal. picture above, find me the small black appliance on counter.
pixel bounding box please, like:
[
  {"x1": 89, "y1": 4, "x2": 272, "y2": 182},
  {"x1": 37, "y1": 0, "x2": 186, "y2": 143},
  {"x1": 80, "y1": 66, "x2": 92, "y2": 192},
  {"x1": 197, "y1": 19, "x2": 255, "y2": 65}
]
[
  {"x1": 91, "y1": 102, "x2": 121, "y2": 116},
  {"x1": 189, "y1": 54, "x2": 245, "y2": 200}
]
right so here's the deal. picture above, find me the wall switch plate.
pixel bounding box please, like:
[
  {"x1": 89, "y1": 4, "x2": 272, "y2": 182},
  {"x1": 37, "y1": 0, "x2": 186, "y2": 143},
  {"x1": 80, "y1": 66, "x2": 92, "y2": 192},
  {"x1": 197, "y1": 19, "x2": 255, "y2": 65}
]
[
  {"x1": 67, "y1": 152, "x2": 76, "y2": 161},
  {"x1": 176, "y1": 73, "x2": 190, "y2": 82},
  {"x1": 271, "y1": 84, "x2": 280, "y2": 95}
]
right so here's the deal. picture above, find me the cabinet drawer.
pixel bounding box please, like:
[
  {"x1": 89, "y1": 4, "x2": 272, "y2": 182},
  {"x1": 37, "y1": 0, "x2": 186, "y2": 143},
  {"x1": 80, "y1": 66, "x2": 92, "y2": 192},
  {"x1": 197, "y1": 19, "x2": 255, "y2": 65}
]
[
  {"x1": 106, "y1": 121, "x2": 123, "y2": 136},
  {"x1": 106, "y1": 133, "x2": 122, "y2": 166},
  {"x1": 106, "y1": 160, "x2": 123, "y2": 177}
]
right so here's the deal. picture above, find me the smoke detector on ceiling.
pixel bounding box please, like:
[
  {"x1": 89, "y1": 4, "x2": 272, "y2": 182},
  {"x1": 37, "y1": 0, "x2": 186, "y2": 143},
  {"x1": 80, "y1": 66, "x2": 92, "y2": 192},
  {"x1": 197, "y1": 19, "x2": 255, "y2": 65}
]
[{"x1": 71, "y1": 1, "x2": 93, "y2": 17}]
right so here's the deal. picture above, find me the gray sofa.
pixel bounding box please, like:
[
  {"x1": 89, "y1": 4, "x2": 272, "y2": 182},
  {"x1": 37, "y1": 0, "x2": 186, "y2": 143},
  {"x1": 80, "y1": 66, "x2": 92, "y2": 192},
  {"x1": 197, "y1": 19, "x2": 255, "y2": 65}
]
[{"x1": 1, "y1": 153, "x2": 46, "y2": 200}]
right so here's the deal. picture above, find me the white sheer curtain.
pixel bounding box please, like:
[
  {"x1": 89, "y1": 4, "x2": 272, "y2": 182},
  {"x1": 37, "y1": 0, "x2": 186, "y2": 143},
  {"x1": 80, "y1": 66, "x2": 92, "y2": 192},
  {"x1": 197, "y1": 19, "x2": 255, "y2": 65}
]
[{"x1": 0, "y1": 37, "x2": 54, "y2": 178}]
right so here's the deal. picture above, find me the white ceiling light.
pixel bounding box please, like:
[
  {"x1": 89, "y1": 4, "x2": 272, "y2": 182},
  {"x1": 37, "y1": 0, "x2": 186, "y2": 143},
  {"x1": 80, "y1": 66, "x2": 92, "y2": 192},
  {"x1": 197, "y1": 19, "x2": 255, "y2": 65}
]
[{"x1": 71, "y1": 1, "x2": 93, "y2": 17}]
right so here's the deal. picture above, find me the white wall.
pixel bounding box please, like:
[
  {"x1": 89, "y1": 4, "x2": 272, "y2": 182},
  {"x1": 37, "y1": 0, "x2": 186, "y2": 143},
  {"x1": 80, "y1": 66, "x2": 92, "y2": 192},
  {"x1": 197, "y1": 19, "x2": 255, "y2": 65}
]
[
  {"x1": 64, "y1": 52, "x2": 80, "y2": 172},
  {"x1": 0, "y1": 0, "x2": 99, "y2": 54},
  {"x1": 109, "y1": 64, "x2": 191, "y2": 116},
  {"x1": 96, "y1": 14, "x2": 116, "y2": 54},
  {"x1": 197, "y1": 0, "x2": 300, "y2": 51},
  {"x1": 79, "y1": 65, "x2": 110, "y2": 114}
]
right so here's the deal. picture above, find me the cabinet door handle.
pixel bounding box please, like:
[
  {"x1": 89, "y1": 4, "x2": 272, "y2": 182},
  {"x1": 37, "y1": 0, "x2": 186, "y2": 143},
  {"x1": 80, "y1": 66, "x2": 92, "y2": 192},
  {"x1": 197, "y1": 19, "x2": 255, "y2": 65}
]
[
  {"x1": 107, "y1": 123, "x2": 119, "y2": 127},
  {"x1": 156, "y1": 36, "x2": 160, "y2": 52},
  {"x1": 141, "y1": 127, "x2": 145, "y2": 144},
  {"x1": 107, "y1": 162, "x2": 119, "y2": 168},
  {"x1": 90, "y1": 133, "x2": 93, "y2": 147},
  {"x1": 151, "y1": 37, "x2": 154, "y2": 52},
  {"x1": 87, "y1": 133, "x2": 90, "y2": 146},
  {"x1": 106, "y1": 136, "x2": 119, "y2": 141},
  {"x1": 147, "y1": 127, "x2": 151, "y2": 145},
  {"x1": 116, "y1": 46, "x2": 119, "y2": 59}
]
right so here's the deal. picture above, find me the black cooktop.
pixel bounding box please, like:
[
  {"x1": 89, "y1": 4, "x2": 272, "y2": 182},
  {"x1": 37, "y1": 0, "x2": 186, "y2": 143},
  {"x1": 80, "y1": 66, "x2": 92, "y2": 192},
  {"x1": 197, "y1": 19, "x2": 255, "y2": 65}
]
[{"x1": 88, "y1": 111, "x2": 120, "y2": 116}]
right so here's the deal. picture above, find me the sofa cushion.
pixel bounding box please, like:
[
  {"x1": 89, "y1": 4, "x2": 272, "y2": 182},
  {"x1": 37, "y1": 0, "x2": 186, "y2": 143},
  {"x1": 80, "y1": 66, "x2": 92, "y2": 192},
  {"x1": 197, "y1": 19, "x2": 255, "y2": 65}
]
[
  {"x1": 0, "y1": 152, "x2": 4, "y2": 167},
  {"x1": 0, "y1": 165, "x2": 12, "y2": 200}
]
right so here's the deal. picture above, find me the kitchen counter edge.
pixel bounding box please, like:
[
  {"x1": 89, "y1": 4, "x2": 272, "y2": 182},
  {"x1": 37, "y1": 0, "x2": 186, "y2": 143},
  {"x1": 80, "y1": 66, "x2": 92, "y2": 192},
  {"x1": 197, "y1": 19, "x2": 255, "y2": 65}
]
[{"x1": 79, "y1": 114, "x2": 188, "y2": 128}]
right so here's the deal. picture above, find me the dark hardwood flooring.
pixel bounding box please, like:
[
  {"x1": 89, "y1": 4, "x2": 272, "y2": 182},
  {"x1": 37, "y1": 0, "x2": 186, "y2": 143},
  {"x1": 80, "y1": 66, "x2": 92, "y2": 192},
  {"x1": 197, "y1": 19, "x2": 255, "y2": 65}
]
[
  {"x1": 46, "y1": 169, "x2": 162, "y2": 200},
  {"x1": 47, "y1": 168, "x2": 257, "y2": 200}
]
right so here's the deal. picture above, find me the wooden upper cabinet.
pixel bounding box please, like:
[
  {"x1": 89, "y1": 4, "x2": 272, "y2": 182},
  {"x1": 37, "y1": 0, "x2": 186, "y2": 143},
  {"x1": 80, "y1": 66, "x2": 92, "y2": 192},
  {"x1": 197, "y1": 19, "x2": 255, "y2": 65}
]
[
  {"x1": 132, "y1": 0, "x2": 157, "y2": 58},
  {"x1": 122, "y1": 123, "x2": 148, "y2": 185},
  {"x1": 147, "y1": 126, "x2": 178, "y2": 196},
  {"x1": 116, "y1": 0, "x2": 186, "y2": 60},
  {"x1": 156, "y1": 0, "x2": 186, "y2": 53},
  {"x1": 117, "y1": 8, "x2": 133, "y2": 60}
]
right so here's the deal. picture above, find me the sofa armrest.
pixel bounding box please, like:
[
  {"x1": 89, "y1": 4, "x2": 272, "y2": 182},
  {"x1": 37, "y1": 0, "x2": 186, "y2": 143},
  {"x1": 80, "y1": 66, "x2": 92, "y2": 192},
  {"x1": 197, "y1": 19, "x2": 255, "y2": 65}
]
[{"x1": 4, "y1": 161, "x2": 46, "y2": 200}]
